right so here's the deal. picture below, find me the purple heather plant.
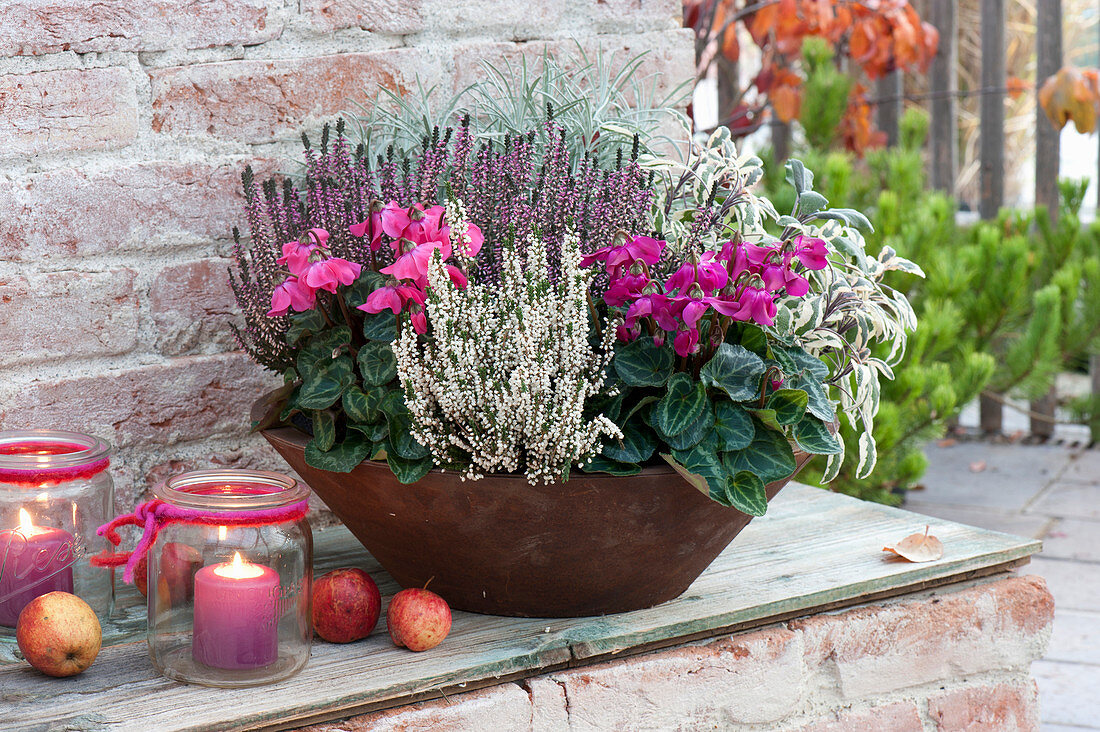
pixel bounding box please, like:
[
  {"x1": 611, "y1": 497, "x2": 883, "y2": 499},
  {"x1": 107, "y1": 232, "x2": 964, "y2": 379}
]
[{"x1": 230, "y1": 116, "x2": 652, "y2": 372}]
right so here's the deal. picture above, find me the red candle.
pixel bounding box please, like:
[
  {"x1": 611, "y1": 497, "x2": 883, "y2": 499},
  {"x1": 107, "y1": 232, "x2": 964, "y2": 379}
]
[
  {"x1": 0, "y1": 508, "x2": 75, "y2": 627},
  {"x1": 192, "y1": 552, "x2": 279, "y2": 669}
]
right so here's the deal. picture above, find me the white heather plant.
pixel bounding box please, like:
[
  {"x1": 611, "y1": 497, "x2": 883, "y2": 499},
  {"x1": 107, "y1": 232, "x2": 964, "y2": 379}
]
[{"x1": 393, "y1": 232, "x2": 621, "y2": 484}]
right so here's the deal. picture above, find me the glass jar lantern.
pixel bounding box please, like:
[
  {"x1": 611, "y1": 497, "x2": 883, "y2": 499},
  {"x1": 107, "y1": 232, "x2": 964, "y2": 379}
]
[
  {"x1": 146, "y1": 469, "x2": 312, "y2": 687},
  {"x1": 0, "y1": 430, "x2": 114, "y2": 633}
]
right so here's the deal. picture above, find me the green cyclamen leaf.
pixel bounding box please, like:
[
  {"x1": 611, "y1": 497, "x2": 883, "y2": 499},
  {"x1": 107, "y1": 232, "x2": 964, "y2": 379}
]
[
  {"x1": 310, "y1": 409, "x2": 335, "y2": 451},
  {"x1": 386, "y1": 453, "x2": 434, "y2": 484},
  {"x1": 700, "y1": 343, "x2": 766, "y2": 401},
  {"x1": 601, "y1": 417, "x2": 657, "y2": 464},
  {"x1": 661, "y1": 449, "x2": 726, "y2": 503},
  {"x1": 664, "y1": 403, "x2": 717, "y2": 450},
  {"x1": 793, "y1": 417, "x2": 842, "y2": 455},
  {"x1": 613, "y1": 338, "x2": 674, "y2": 387},
  {"x1": 713, "y1": 401, "x2": 755, "y2": 451},
  {"x1": 725, "y1": 471, "x2": 768, "y2": 516},
  {"x1": 304, "y1": 435, "x2": 371, "y2": 473},
  {"x1": 747, "y1": 407, "x2": 782, "y2": 432},
  {"x1": 581, "y1": 456, "x2": 643, "y2": 476},
  {"x1": 362, "y1": 311, "x2": 398, "y2": 342},
  {"x1": 652, "y1": 373, "x2": 709, "y2": 437},
  {"x1": 766, "y1": 388, "x2": 809, "y2": 426},
  {"x1": 342, "y1": 385, "x2": 377, "y2": 423},
  {"x1": 723, "y1": 419, "x2": 797, "y2": 484},
  {"x1": 357, "y1": 341, "x2": 398, "y2": 387},
  {"x1": 296, "y1": 357, "x2": 353, "y2": 409}
]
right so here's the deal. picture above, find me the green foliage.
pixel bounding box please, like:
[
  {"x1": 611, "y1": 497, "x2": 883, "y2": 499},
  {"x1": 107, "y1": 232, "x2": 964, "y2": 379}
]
[
  {"x1": 798, "y1": 37, "x2": 851, "y2": 151},
  {"x1": 762, "y1": 102, "x2": 1100, "y2": 503}
]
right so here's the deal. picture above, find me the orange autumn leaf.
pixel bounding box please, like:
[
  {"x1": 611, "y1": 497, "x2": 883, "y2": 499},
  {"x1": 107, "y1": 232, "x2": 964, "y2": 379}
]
[
  {"x1": 1039, "y1": 66, "x2": 1100, "y2": 133},
  {"x1": 772, "y1": 83, "x2": 803, "y2": 123},
  {"x1": 883, "y1": 525, "x2": 944, "y2": 563},
  {"x1": 1005, "y1": 76, "x2": 1029, "y2": 100}
]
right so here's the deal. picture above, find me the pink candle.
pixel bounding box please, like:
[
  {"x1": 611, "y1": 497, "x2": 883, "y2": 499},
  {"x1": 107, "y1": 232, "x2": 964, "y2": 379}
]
[
  {"x1": 192, "y1": 552, "x2": 279, "y2": 669},
  {"x1": 0, "y1": 508, "x2": 75, "y2": 627}
]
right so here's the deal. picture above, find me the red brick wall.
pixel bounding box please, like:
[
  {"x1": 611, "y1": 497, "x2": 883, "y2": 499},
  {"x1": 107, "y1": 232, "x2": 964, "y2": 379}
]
[{"x1": 0, "y1": 1, "x2": 692, "y2": 511}]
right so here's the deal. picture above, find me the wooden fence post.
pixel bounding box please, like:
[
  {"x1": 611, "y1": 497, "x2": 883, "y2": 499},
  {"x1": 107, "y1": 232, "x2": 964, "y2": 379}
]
[
  {"x1": 876, "y1": 71, "x2": 902, "y2": 147},
  {"x1": 978, "y1": 0, "x2": 1006, "y2": 434},
  {"x1": 1031, "y1": 0, "x2": 1063, "y2": 440},
  {"x1": 927, "y1": 1, "x2": 957, "y2": 193}
]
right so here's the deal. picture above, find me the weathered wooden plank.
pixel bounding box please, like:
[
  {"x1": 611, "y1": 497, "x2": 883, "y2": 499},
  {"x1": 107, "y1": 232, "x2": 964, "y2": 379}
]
[
  {"x1": 875, "y1": 71, "x2": 902, "y2": 147},
  {"x1": 979, "y1": 0, "x2": 1006, "y2": 220},
  {"x1": 927, "y1": 0, "x2": 958, "y2": 193},
  {"x1": 0, "y1": 484, "x2": 1040, "y2": 732}
]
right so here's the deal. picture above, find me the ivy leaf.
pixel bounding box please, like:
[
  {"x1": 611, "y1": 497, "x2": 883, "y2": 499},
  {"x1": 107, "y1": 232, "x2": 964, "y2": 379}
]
[
  {"x1": 724, "y1": 471, "x2": 768, "y2": 516},
  {"x1": 310, "y1": 409, "x2": 335, "y2": 451},
  {"x1": 362, "y1": 311, "x2": 398, "y2": 342},
  {"x1": 793, "y1": 416, "x2": 842, "y2": 455},
  {"x1": 700, "y1": 343, "x2": 766, "y2": 401},
  {"x1": 386, "y1": 453, "x2": 434, "y2": 484},
  {"x1": 357, "y1": 341, "x2": 398, "y2": 387},
  {"x1": 582, "y1": 456, "x2": 643, "y2": 476},
  {"x1": 304, "y1": 435, "x2": 371, "y2": 472},
  {"x1": 652, "y1": 374, "x2": 709, "y2": 437},
  {"x1": 723, "y1": 419, "x2": 797, "y2": 484},
  {"x1": 664, "y1": 403, "x2": 716, "y2": 450},
  {"x1": 601, "y1": 417, "x2": 657, "y2": 464},
  {"x1": 766, "y1": 388, "x2": 809, "y2": 425},
  {"x1": 713, "y1": 401, "x2": 755, "y2": 451},
  {"x1": 613, "y1": 338, "x2": 674, "y2": 387},
  {"x1": 297, "y1": 356, "x2": 353, "y2": 409}
]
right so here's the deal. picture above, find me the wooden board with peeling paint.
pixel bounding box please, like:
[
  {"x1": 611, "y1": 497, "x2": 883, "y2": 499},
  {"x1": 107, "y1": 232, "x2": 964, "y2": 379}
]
[{"x1": 0, "y1": 484, "x2": 1040, "y2": 732}]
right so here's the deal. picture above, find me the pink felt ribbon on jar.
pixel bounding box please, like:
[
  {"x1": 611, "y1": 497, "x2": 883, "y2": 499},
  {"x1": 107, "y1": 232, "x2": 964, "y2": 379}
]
[{"x1": 90, "y1": 499, "x2": 310, "y2": 584}]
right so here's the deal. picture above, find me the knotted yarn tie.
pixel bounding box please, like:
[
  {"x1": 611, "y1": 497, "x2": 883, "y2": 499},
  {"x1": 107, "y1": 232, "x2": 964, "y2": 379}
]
[{"x1": 90, "y1": 498, "x2": 310, "y2": 584}]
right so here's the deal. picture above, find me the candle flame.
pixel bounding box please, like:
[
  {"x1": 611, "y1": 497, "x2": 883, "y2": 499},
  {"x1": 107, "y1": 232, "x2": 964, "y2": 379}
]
[
  {"x1": 18, "y1": 507, "x2": 32, "y2": 531},
  {"x1": 213, "y1": 550, "x2": 265, "y2": 580},
  {"x1": 218, "y1": 525, "x2": 227, "y2": 541}
]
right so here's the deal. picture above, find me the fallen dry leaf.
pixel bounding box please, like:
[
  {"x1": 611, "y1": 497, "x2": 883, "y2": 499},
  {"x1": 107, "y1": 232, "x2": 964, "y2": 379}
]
[
  {"x1": 883, "y1": 525, "x2": 944, "y2": 563},
  {"x1": 936, "y1": 437, "x2": 958, "y2": 448},
  {"x1": 969, "y1": 460, "x2": 987, "y2": 473}
]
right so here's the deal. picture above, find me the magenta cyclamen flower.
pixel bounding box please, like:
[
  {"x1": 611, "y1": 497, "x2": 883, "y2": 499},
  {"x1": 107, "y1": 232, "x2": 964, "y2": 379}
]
[
  {"x1": 710, "y1": 286, "x2": 777, "y2": 327},
  {"x1": 358, "y1": 284, "x2": 426, "y2": 315},
  {"x1": 581, "y1": 235, "x2": 664, "y2": 278},
  {"x1": 267, "y1": 277, "x2": 317, "y2": 316},
  {"x1": 348, "y1": 212, "x2": 384, "y2": 252},
  {"x1": 673, "y1": 328, "x2": 700, "y2": 357},
  {"x1": 380, "y1": 243, "x2": 435, "y2": 281},
  {"x1": 303, "y1": 257, "x2": 362, "y2": 293},
  {"x1": 790, "y1": 235, "x2": 829, "y2": 270},
  {"x1": 276, "y1": 240, "x2": 318, "y2": 276},
  {"x1": 380, "y1": 201, "x2": 412, "y2": 238},
  {"x1": 665, "y1": 253, "x2": 728, "y2": 295}
]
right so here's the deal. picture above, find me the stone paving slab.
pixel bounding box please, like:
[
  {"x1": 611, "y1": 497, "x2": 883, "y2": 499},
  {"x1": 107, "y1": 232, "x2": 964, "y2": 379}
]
[
  {"x1": 1054, "y1": 449, "x2": 1100, "y2": 483},
  {"x1": 1027, "y1": 483, "x2": 1100, "y2": 520},
  {"x1": 916, "y1": 442, "x2": 1070, "y2": 510},
  {"x1": 1043, "y1": 609, "x2": 1100, "y2": 665},
  {"x1": 1042, "y1": 519, "x2": 1100, "y2": 562},
  {"x1": 1022, "y1": 558, "x2": 1100, "y2": 611},
  {"x1": 1033, "y1": 660, "x2": 1100, "y2": 729},
  {"x1": 902, "y1": 500, "x2": 1052, "y2": 538}
]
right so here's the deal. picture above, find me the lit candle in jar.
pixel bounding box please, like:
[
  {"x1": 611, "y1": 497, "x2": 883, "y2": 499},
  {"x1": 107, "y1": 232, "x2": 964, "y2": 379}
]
[
  {"x1": 0, "y1": 508, "x2": 75, "y2": 627},
  {"x1": 192, "y1": 551, "x2": 279, "y2": 669}
]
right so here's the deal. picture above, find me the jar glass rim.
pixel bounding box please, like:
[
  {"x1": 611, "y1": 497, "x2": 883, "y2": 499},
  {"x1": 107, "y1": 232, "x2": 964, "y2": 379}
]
[
  {"x1": 153, "y1": 469, "x2": 309, "y2": 510},
  {"x1": 0, "y1": 429, "x2": 112, "y2": 468}
]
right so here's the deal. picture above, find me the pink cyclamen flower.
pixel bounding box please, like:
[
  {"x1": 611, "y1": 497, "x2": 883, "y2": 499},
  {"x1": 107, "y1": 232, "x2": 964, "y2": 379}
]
[
  {"x1": 305, "y1": 228, "x2": 330, "y2": 248},
  {"x1": 379, "y1": 243, "x2": 436, "y2": 281},
  {"x1": 410, "y1": 309, "x2": 428, "y2": 335},
  {"x1": 443, "y1": 222, "x2": 484, "y2": 257},
  {"x1": 761, "y1": 260, "x2": 810, "y2": 297},
  {"x1": 665, "y1": 253, "x2": 728, "y2": 296},
  {"x1": 790, "y1": 235, "x2": 829, "y2": 270},
  {"x1": 303, "y1": 257, "x2": 362, "y2": 293},
  {"x1": 403, "y1": 205, "x2": 446, "y2": 244},
  {"x1": 581, "y1": 235, "x2": 664, "y2": 278},
  {"x1": 709, "y1": 286, "x2": 778, "y2": 327},
  {"x1": 267, "y1": 277, "x2": 316, "y2": 316},
  {"x1": 358, "y1": 285, "x2": 425, "y2": 315},
  {"x1": 380, "y1": 201, "x2": 412, "y2": 239},
  {"x1": 673, "y1": 328, "x2": 700, "y2": 357},
  {"x1": 276, "y1": 240, "x2": 317, "y2": 276},
  {"x1": 616, "y1": 323, "x2": 641, "y2": 343},
  {"x1": 348, "y1": 212, "x2": 384, "y2": 251}
]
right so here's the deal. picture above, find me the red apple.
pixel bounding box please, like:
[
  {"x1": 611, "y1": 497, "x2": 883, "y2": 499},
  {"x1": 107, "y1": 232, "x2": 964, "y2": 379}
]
[
  {"x1": 387, "y1": 588, "x2": 452, "y2": 652},
  {"x1": 154, "y1": 542, "x2": 203, "y2": 607},
  {"x1": 312, "y1": 568, "x2": 381, "y2": 643},
  {"x1": 16, "y1": 591, "x2": 101, "y2": 677}
]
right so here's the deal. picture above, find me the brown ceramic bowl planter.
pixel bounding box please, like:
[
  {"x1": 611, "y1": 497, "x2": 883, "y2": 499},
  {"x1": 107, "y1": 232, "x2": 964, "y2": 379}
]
[{"x1": 256, "y1": 399, "x2": 811, "y2": 618}]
